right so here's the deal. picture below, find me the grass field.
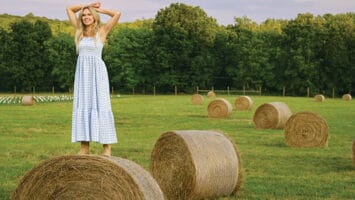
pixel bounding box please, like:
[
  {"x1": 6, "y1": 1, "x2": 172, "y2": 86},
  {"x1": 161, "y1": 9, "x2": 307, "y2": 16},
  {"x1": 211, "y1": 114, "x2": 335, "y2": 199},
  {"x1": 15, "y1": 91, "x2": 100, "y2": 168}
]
[{"x1": 0, "y1": 95, "x2": 354, "y2": 199}]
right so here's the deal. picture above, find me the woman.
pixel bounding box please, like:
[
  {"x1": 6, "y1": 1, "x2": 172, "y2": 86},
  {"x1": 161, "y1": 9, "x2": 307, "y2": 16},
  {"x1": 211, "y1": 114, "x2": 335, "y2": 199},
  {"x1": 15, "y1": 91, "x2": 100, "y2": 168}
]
[{"x1": 66, "y1": 2, "x2": 121, "y2": 156}]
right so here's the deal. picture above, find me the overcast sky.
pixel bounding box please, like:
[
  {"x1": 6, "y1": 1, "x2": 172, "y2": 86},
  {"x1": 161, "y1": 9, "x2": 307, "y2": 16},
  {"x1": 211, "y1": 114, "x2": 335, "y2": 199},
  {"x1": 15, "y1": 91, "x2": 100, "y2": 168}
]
[{"x1": 1, "y1": 0, "x2": 355, "y2": 25}]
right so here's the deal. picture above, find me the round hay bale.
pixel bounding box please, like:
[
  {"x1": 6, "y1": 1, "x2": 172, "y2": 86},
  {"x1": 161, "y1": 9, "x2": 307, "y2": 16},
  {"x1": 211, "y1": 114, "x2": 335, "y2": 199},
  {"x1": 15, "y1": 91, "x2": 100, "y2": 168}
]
[
  {"x1": 342, "y1": 94, "x2": 352, "y2": 101},
  {"x1": 22, "y1": 96, "x2": 35, "y2": 106},
  {"x1": 207, "y1": 98, "x2": 233, "y2": 118},
  {"x1": 314, "y1": 94, "x2": 325, "y2": 102},
  {"x1": 207, "y1": 91, "x2": 216, "y2": 98},
  {"x1": 12, "y1": 155, "x2": 164, "y2": 200},
  {"x1": 235, "y1": 96, "x2": 253, "y2": 111},
  {"x1": 253, "y1": 102, "x2": 292, "y2": 129},
  {"x1": 150, "y1": 130, "x2": 243, "y2": 200},
  {"x1": 191, "y1": 94, "x2": 204, "y2": 105},
  {"x1": 284, "y1": 111, "x2": 329, "y2": 147}
]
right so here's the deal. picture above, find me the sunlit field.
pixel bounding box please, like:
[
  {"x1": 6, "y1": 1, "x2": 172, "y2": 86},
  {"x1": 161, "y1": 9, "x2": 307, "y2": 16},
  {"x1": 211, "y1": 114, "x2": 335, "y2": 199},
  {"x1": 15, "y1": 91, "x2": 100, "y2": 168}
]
[{"x1": 0, "y1": 95, "x2": 354, "y2": 199}]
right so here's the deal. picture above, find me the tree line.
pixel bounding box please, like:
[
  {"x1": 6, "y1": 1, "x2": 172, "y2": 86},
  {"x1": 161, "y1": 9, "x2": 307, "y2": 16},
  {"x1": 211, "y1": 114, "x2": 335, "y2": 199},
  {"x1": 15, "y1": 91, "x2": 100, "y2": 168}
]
[{"x1": 0, "y1": 3, "x2": 354, "y2": 96}]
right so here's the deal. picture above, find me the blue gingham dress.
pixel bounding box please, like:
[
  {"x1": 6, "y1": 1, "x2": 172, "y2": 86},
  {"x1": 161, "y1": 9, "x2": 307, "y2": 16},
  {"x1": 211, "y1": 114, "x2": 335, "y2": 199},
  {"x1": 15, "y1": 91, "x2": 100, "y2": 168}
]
[{"x1": 71, "y1": 33, "x2": 117, "y2": 144}]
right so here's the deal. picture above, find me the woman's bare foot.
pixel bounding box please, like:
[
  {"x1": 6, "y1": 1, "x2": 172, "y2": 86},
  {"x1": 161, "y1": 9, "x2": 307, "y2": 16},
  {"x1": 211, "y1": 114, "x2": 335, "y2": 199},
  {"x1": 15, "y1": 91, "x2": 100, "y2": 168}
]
[
  {"x1": 79, "y1": 141, "x2": 90, "y2": 155},
  {"x1": 103, "y1": 144, "x2": 111, "y2": 156}
]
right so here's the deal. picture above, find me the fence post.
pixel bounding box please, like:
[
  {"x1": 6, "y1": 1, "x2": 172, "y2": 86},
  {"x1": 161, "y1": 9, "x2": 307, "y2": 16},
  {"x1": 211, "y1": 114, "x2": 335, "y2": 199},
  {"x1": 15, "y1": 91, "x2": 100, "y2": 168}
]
[
  {"x1": 196, "y1": 86, "x2": 199, "y2": 94},
  {"x1": 307, "y1": 87, "x2": 310, "y2": 97},
  {"x1": 153, "y1": 85, "x2": 156, "y2": 96},
  {"x1": 227, "y1": 86, "x2": 230, "y2": 96},
  {"x1": 111, "y1": 86, "x2": 114, "y2": 95},
  {"x1": 243, "y1": 86, "x2": 245, "y2": 95},
  {"x1": 33, "y1": 86, "x2": 35, "y2": 95},
  {"x1": 332, "y1": 88, "x2": 335, "y2": 98},
  {"x1": 132, "y1": 87, "x2": 135, "y2": 95},
  {"x1": 14, "y1": 86, "x2": 16, "y2": 95},
  {"x1": 259, "y1": 86, "x2": 262, "y2": 96},
  {"x1": 283, "y1": 86, "x2": 286, "y2": 97},
  {"x1": 174, "y1": 85, "x2": 177, "y2": 96},
  {"x1": 52, "y1": 86, "x2": 55, "y2": 95}
]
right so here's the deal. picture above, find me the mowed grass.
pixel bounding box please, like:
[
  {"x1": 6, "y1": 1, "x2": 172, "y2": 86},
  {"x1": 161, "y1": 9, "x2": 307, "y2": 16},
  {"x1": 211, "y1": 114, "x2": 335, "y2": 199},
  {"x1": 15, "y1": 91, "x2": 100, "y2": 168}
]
[{"x1": 0, "y1": 95, "x2": 354, "y2": 199}]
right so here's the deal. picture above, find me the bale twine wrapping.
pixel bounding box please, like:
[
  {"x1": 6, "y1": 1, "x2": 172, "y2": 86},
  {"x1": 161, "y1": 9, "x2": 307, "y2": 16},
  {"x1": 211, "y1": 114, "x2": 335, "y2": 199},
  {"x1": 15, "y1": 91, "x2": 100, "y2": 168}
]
[
  {"x1": 235, "y1": 96, "x2": 253, "y2": 111},
  {"x1": 314, "y1": 94, "x2": 325, "y2": 102},
  {"x1": 150, "y1": 130, "x2": 243, "y2": 200},
  {"x1": 342, "y1": 94, "x2": 352, "y2": 101},
  {"x1": 253, "y1": 102, "x2": 292, "y2": 129},
  {"x1": 22, "y1": 96, "x2": 35, "y2": 106},
  {"x1": 207, "y1": 98, "x2": 233, "y2": 118},
  {"x1": 284, "y1": 111, "x2": 329, "y2": 147},
  {"x1": 12, "y1": 155, "x2": 164, "y2": 200},
  {"x1": 191, "y1": 94, "x2": 204, "y2": 105},
  {"x1": 207, "y1": 91, "x2": 216, "y2": 98}
]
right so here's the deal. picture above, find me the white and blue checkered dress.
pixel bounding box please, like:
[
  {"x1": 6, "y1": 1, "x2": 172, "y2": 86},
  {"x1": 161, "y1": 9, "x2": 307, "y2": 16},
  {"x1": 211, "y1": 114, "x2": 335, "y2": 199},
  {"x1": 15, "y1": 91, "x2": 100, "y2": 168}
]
[{"x1": 71, "y1": 33, "x2": 117, "y2": 144}]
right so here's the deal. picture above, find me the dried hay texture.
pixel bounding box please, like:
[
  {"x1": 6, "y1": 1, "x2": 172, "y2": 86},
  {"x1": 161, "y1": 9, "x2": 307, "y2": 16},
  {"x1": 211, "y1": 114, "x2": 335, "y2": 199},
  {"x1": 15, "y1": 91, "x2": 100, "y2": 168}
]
[
  {"x1": 207, "y1": 98, "x2": 233, "y2": 118},
  {"x1": 314, "y1": 94, "x2": 325, "y2": 102},
  {"x1": 22, "y1": 96, "x2": 35, "y2": 106},
  {"x1": 285, "y1": 111, "x2": 329, "y2": 147},
  {"x1": 150, "y1": 130, "x2": 243, "y2": 200},
  {"x1": 191, "y1": 94, "x2": 204, "y2": 105},
  {"x1": 353, "y1": 140, "x2": 355, "y2": 166},
  {"x1": 207, "y1": 91, "x2": 216, "y2": 98},
  {"x1": 12, "y1": 155, "x2": 164, "y2": 200},
  {"x1": 253, "y1": 102, "x2": 292, "y2": 129},
  {"x1": 342, "y1": 94, "x2": 352, "y2": 101},
  {"x1": 235, "y1": 96, "x2": 253, "y2": 111}
]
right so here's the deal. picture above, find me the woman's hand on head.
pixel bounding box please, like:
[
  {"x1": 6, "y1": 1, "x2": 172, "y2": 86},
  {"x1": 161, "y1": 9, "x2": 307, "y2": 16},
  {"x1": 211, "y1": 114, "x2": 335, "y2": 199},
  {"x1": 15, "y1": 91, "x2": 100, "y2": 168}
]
[{"x1": 90, "y1": 2, "x2": 101, "y2": 8}]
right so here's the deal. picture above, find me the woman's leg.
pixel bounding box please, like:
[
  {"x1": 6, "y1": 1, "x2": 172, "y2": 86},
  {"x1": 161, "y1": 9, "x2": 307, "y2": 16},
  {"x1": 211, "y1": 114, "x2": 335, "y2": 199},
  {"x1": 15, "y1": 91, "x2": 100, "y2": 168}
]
[
  {"x1": 103, "y1": 144, "x2": 111, "y2": 156},
  {"x1": 79, "y1": 141, "x2": 90, "y2": 154}
]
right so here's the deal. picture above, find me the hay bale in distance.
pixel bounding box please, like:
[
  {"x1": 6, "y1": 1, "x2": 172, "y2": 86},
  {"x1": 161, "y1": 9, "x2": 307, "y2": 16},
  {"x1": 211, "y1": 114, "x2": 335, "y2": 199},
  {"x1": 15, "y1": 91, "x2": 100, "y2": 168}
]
[
  {"x1": 235, "y1": 96, "x2": 253, "y2": 111},
  {"x1": 22, "y1": 96, "x2": 35, "y2": 106},
  {"x1": 342, "y1": 94, "x2": 352, "y2": 101},
  {"x1": 191, "y1": 94, "x2": 204, "y2": 105},
  {"x1": 314, "y1": 94, "x2": 325, "y2": 102},
  {"x1": 253, "y1": 102, "x2": 292, "y2": 129},
  {"x1": 284, "y1": 111, "x2": 329, "y2": 147},
  {"x1": 207, "y1": 98, "x2": 233, "y2": 118},
  {"x1": 207, "y1": 91, "x2": 216, "y2": 98},
  {"x1": 150, "y1": 130, "x2": 243, "y2": 200},
  {"x1": 12, "y1": 155, "x2": 164, "y2": 200}
]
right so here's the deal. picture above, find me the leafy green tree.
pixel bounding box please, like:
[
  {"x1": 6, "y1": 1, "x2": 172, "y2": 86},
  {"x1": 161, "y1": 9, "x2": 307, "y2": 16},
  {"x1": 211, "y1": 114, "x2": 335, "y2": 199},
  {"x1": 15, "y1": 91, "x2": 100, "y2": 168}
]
[
  {"x1": 44, "y1": 33, "x2": 76, "y2": 91},
  {"x1": 321, "y1": 14, "x2": 354, "y2": 95},
  {"x1": 104, "y1": 26, "x2": 154, "y2": 93},
  {"x1": 8, "y1": 20, "x2": 52, "y2": 92},
  {"x1": 152, "y1": 3, "x2": 218, "y2": 92},
  {"x1": 0, "y1": 28, "x2": 12, "y2": 91},
  {"x1": 280, "y1": 13, "x2": 324, "y2": 95}
]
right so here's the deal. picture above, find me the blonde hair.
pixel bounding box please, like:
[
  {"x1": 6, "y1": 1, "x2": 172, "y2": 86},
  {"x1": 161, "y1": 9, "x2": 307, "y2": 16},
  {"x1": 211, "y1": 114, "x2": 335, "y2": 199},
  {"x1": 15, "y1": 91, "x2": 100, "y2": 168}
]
[{"x1": 75, "y1": 6, "x2": 101, "y2": 50}]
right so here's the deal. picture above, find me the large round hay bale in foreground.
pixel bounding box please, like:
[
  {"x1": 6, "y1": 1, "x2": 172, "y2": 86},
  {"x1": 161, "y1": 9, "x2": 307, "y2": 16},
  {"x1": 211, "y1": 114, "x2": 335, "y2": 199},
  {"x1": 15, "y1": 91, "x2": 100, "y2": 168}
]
[
  {"x1": 22, "y1": 96, "x2": 35, "y2": 106},
  {"x1": 314, "y1": 94, "x2": 325, "y2": 102},
  {"x1": 284, "y1": 111, "x2": 329, "y2": 147},
  {"x1": 207, "y1": 98, "x2": 233, "y2": 118},
  {"x1": 342, "y1": 94, "x2": 352, "y2": 101},
  {"x1": 253, "y1": 102, "x2": 292, "y2": 129},
  {"x1": 12, "y1": 155, "x2": 164, "y2": 200},
  {"x1": 207, "y1": 91, "x2": 216, "y2": 98},
  {"x1": 150, "y1": 130, "x2": 243, "y2": 200},
  {"x1": 235, "y1": 96, "x2": 253, "y2": 111},
  {"x1": 191, "y1": 94, "x2": 204, "y2": 105}
]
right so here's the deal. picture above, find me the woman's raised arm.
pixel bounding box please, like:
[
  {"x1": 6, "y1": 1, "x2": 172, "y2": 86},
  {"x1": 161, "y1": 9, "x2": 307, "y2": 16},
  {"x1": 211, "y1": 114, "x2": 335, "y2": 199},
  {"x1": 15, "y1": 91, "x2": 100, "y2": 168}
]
[{"x1": 95, "y1": 8, "x2": 121, "y2": 37}]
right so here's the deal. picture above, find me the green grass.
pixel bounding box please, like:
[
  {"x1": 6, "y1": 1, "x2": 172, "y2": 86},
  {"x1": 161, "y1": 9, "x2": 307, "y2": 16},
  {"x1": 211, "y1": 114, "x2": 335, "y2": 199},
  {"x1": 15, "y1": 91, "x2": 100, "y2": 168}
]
[{"x1": 0, "y1": 95, "x2": 354, "y2": 199}]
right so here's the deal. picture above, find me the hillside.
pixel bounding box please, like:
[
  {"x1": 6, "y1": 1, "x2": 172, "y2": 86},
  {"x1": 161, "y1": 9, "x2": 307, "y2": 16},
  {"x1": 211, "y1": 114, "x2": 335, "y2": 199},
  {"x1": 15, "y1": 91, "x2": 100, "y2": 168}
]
[{"x1": 0, "y1": 13, "x2": 74, "y2": 35}]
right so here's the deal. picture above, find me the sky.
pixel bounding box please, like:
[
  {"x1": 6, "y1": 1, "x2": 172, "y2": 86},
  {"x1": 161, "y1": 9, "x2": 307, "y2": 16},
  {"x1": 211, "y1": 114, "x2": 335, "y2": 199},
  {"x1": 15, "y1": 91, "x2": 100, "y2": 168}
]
[{"x1": 1, "y1": 0, "x2": 355, "y2": 25}]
